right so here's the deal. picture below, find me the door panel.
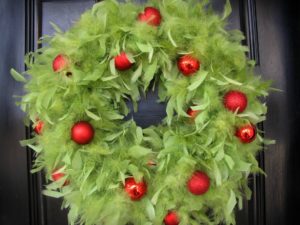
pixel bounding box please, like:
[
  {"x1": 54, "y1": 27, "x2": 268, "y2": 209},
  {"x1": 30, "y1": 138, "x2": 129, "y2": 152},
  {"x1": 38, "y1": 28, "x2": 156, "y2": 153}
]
[{"x1": 0, "y1": 1, "x2": 30, "y2": 225}]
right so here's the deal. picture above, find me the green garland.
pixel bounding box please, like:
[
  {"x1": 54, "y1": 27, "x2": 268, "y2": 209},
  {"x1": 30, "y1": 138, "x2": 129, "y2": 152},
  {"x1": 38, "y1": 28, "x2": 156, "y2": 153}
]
[{"x1": 11, "y1": 0, "x2": 274, "y2": 224}]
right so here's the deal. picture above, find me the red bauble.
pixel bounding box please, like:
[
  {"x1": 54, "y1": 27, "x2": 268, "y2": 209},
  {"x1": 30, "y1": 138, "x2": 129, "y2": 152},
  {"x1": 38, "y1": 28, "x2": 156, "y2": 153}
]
[
  {"x1": 164, "y1": 211, "x2": 180, "y2": 225},
  {"x1": 124, "y1": 177, "x2": 147, "y2": 201},
  {"x1": 52, "y1": 169, "x2": 69, "y2": 186},
  {"x1": 177, "y1": 55, "x2": 200, "y2": 76},
  {"x1": 52, "y1": 54, "x2": 69, "y2": 72},
  {"x1": 223, "y1": 90, "x2": 248, "y2": 113},
  {"x1": 236, "y1": 124, "x2": 256, "y2": 143},
  {"x1": 187, "y1": 107, "x2": 201, "y2": 119},
  {"x1": 114, "y1": 52, "x2": 134, "y2": 71},
  {"x1": 187, "y1": 171, "x2": 210, "y2": 195},
  {"x1": 71, "y1": 121, "x2": 94, "y2": 145},
  {"x1": 34, "y1": 120, "x2": 44, "y2": 135},
  {"x1": 138, "y1": 7, "x2": 162, "y2": 26}
]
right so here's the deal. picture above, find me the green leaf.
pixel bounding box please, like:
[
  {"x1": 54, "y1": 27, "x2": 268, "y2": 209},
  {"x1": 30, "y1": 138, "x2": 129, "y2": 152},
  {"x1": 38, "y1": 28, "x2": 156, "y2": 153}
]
[
  {"x1": 109, "y1": 58, "x2": 116, "y2": 76},
  {"x1": 188, "y1": 71, "x2": 208, "y2": 91},
  {"x1": 135, "y1": 127, "x2": 143, "y2": 144},
  {"x1": 119, "y1": 171, "x2": 126, "y2": 184},
  {"x1": 224, "y1": 154, "x2": 235, "y2": 170},
  {"x1": 128, "y1": 164, "x2": 143, "y2": 181},
  {"x1": 10, "y1": 69, "x2": 26, "y2": 82},
  {"x1": 167, "y1": 29, "x2": 177, "y2": 47},
  {"x1": 222, "y1": 74, "x2": 242, "y2": 86},
  {"x1": 136, "y1": 42, "x2": 151, "y2": 52},
  {"x1": 145, "y1": 199, "x2": 155, "y2": 220},
  {"x1": 222, "y1": 0, "x2": 232, "y2": 20},
  {"x1": 166, "y1": 98, "x2": 174, "y2": 125},
  {"x1": 143, "y1": 59, "x2": 158, "y2": 89},
  {"x1": 104, "y1": 131, "x2": 123, "y2": 141},
  {"x1": 101, "y1": 74, "x2": 118, "y2": 81},
  {"x1": 236, "y1": 160, "x2": 252, "y2": 172},
  {"x1": 20, "y1": 138, "x2": 36, "y2": 147},
  {"x1": 27, "y1": 144, "x2": 42, "y2": 153},
  {"x1": 42, "y1": 88, "x2": 57, "y2": 109},
  {"x1": 126, "y1": 53, "x2": 136, "y2": 63},
  {"x1": 148, "y1": 47, "x2": 154, "y2": 63},
  {"x1": 43, "y1": 190, "x2": 65, "y2": 198},
  {"x1": 72, "y1": 152, "x2": 82, "y2": 170},
  {"x1": 85, "y1": 109, "x2": 101, "y2": 121},
  {"x1": 50, "y1": 21, "x2": 62, "y2": 33},
  {"x1": 213, "y1": 161, "x2": 222, "y2": 186},
  {"x1": 128, "y1": 145, "x2": 152, "y2": 158},
  {"x1": 106, "y1": 112, "x2": 124, "y2": 120},
  {"x1": 263, "y1": 138, "x2": 276, "y2": 145},
  {"x1": 151, "y1": 187, "x2": 163, "y2": 205},
  {"x1": 131, "y1": 63, "x2": 143, "y2": 83},
  {"x1": 63, "y1": 153, "x2": 71, "y2": 165},
  {"x1": 226, "y1": 190, "x2": 237, "y2": 217}
]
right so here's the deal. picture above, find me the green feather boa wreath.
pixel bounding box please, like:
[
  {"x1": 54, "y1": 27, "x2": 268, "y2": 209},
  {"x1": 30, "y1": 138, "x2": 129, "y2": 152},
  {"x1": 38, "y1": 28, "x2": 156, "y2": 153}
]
[{"x1": 11, "y1": 0, "x2": 274, "y2": 224}]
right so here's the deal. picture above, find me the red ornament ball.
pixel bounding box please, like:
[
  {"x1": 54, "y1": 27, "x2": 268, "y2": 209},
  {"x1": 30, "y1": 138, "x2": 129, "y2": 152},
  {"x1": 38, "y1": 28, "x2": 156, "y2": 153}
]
[
  {"x1": 52, "y1": 54, "x2": 69, "y2": 72},
  {"x1": 164, "y1": 211, "x2": 180, "y2": 225},
  {"x1": 114, "y1": 52, "x2": 134, "y2": 71},
  {"x1": 34, "y1": 120, "x2": 44, "y2": 135},
  {"x1": 71, "y1": 121, "x2": 94, "y2": 145},
  {"x1": 138, "y1": 6, "x2": 162, "y2": 26},
  {"x1": 236, "y1": 124, "x2": 256, "y2": 143},
  {"x1": 223, "y1": 90, "x2": 248, "y2": 113},
  {"x1": 124, "y1": 177, "x2": 147, "y2": 201},
  {"x1": 187, "y1": 171, "x2": 210, "y2": 195},
  {"x1": 51, "y1": 169, "x2": 70, "y2": 186},
  {"x1": 177, "y1": 55, "x2": 200, "y2": 76},
  {"x1": 187, "y1": 107, "x2": 201, "y2": 119}
]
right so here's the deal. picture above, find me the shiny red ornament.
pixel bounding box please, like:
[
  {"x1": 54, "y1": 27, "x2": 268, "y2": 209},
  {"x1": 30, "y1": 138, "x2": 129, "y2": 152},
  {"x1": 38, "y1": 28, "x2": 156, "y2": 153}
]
[
  {"x1": 235, "y1": 124, "x2": 256, "y2": 143},
  {"x1": 34, "y1": 120, "x2": 44, "y2": 135},
  {"x1": 187, "y1": 107, "x2": 201, "y2": 119},
  {"x1": 51, "y1": 168, "x2": 70, "y2": 186},
  {"x1": 138, "y1": 6, "x2": 162, "y2": 26},
  {"x1": 187, "y1": 171, "x2": 210, "y2": 195},
  {"x1": 164, "y1": 211, "x2": 180, "y2": 225},
  {"x1": 71, "y1": 121, "x2": 94, "y2": 145},
  {"x1": 177, "y1": 55, "x2": 200, "y2": 76},
  {"x1": 52, "y1": 54, "x2": 69, "y2": 72},
  {"x1": 223, "y1": 90, "x2": 248, "y2": 113},
  {"x1": 124, "y1": 177, "x2": 147, "y2": 201},
  {"x1": 114, "y1": 52, "x2": 134, "y2": 71}
]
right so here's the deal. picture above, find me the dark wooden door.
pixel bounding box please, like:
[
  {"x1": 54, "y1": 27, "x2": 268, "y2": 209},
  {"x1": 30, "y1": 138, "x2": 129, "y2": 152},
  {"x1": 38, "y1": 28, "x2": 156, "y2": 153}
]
[{"x1": 0, "y1": 0, "x2": 298, "y2": 225}]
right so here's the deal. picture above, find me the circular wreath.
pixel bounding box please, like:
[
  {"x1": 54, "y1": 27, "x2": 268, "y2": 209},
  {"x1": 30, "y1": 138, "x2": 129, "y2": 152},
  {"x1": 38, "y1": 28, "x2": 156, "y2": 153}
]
[{"x1": 12, "y1": 0, "x2": 274, "y2": 224}]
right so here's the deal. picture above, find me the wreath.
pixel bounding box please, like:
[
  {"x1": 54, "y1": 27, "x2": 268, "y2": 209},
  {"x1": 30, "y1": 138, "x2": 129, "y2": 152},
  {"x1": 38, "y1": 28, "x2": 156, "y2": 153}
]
[{"x1": 11, "y1": 0, "x2": 274, "y2": 224}]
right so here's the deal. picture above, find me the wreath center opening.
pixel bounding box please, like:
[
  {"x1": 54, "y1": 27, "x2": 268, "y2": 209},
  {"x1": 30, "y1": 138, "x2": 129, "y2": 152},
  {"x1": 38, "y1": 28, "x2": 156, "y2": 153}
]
[{"x1": 126, "y1": 87, "x2": 166, "y2": 128}]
